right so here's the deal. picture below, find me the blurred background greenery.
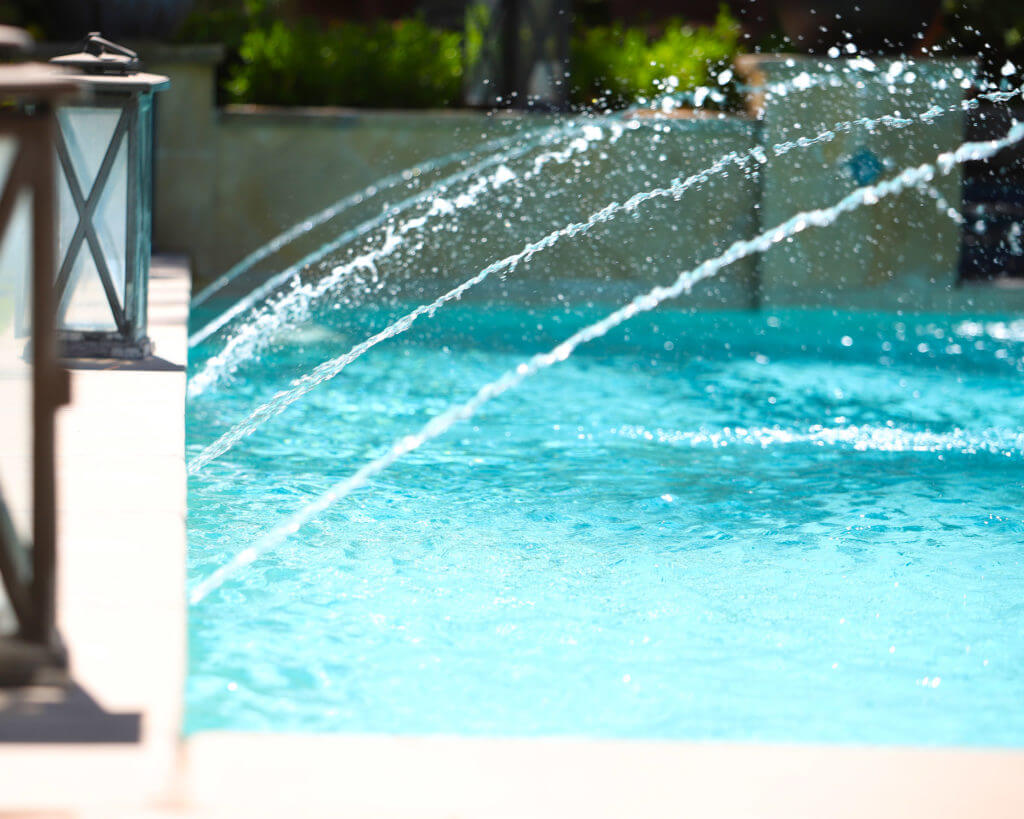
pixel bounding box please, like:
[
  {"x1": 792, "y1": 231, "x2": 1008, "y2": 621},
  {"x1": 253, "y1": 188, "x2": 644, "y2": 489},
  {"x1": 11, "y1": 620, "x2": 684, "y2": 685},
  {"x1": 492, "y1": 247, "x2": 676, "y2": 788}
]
[
  {"x1": 177, "y1": 0, "x2": 746, "y2": 109},
  {"x1": 0, "y1": 1, "x2": 1020, "y2": 109}
]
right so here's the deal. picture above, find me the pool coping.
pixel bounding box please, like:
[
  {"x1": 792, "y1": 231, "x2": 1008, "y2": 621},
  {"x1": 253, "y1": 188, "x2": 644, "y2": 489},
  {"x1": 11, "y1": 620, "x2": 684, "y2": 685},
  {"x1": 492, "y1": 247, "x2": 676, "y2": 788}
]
[{"x1": 182, "y1": 732, "x2": 1024, "y2": 818}]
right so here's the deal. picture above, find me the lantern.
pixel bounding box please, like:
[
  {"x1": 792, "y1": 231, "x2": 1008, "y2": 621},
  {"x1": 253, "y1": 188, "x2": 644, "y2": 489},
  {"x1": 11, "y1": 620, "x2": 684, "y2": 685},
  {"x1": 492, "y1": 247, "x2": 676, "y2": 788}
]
[
  {"x1": 0, "y1": 28, "x2": 80, "y2": 683},
  {"x1": 50, "y1": 34, "x2": 168, "y2": 359}
]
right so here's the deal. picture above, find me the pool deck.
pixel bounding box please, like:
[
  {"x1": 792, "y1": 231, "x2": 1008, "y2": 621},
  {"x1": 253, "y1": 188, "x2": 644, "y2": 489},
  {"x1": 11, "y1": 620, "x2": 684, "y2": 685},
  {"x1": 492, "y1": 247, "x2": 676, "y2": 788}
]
[
  {"x1": 2, "y1": 256, "x2": 1024, "y2": 817},
  {"x1": 0, "y1": 256, "x2": 188, "y2": 814},
  {"x1": 182, "y1": 733, "x2": 1024, "y2": 818}
]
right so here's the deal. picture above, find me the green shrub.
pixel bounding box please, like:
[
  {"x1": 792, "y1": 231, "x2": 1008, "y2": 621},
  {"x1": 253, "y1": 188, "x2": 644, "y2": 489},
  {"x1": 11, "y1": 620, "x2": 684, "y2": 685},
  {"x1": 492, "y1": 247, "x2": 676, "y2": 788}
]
[
  {"x1": 222, "y1": 17, "x2": 462, "y2": 108},
  {"x1": 175, "y1": 3, "x2": 741, "y2": 110},
  {"x1": 570, "y1": 8, "x2": 742, "y2": 109}
]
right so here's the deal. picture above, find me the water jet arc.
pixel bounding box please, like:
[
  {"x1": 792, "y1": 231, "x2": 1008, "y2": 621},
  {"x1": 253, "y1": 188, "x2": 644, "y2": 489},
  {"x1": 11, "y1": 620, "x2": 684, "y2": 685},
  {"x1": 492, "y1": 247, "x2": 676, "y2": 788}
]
[
  {"x1": 186, "y1": 89, "x2": 1020, "y2": 473},
  {"x1": 187, "y1": 121, "x2": 1024, "y2": 605}
]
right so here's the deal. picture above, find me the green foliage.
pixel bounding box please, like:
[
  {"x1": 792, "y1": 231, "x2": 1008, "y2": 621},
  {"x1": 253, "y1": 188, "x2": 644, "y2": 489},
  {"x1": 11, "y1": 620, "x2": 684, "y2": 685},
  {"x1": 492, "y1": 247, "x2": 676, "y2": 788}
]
[
  {"x1": 178, "y1": 2, "x2": 461, "y2": 108},
  {"x1": 175, "y1": 3, "x2": 742, "y2": 110},
  {"x1": 570, "y1": 8, "x2": 741, "y2": 109},
  {"x1": 221, "y1": 16, "x2": 463, "y2": 108},
  {"x1": 0, "y1": 0, "x2": 59, "y2": 39},
  {"x1": 463, "y1": 1, "x2": 491, "y2": 81}
]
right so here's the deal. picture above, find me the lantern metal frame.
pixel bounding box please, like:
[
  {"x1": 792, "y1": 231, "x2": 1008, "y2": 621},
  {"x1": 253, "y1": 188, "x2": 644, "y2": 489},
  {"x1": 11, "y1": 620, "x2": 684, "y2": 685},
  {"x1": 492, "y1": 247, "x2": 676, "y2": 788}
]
[
  {"x1": 50, "y1": 36, "x2": 168, "y2": 359},
  {"x1": 0, "y1": 59, "x2": 80, "y2": 685}
]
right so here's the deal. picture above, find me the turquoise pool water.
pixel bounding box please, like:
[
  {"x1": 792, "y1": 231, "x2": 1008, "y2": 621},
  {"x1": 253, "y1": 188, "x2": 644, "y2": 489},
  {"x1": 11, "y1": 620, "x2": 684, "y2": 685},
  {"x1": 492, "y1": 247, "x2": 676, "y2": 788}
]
[{"x1": 186, "y1": 301, "x2": 1024, "y2": 743}]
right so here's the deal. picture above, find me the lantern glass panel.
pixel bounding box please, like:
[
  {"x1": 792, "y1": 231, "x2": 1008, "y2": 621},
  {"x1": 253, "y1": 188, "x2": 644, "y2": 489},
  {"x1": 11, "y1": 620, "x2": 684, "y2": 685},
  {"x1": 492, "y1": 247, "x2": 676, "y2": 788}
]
[
  {"x1": 0, "y1": 136, "x2": 15, "y2": 187},
  {"x1": 0, "y1": 137, "x2": 34, "y2": 636},
  {"x1": 57, "y1": 107, "x2": 121, "y2": 194},
  {"x1": 0, "y1": 586, "x2": 13, "y2": 637},
  {"x1": 95, "y1": 139, "x2": 127, "y2": 302},
  {"x1": 56, "y1": 105, "x2": 129, "y2": 334},
  {"x1": 56, "y1": 166, "x2": 76, "y2": 263},
  {"x1": 61, "y1": 244, "x2": 118, "y2": 332}
]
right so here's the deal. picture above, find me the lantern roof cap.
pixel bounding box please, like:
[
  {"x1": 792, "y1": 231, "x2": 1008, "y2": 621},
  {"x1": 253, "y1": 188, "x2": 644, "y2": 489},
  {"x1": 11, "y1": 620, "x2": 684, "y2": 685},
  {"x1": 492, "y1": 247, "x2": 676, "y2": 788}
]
[
  {"x1": 51, "y1": 33, "x2": 138, "y2": 74},
  {"x1": 49, "y1": 33, "x2": 169, "y2": 92}
]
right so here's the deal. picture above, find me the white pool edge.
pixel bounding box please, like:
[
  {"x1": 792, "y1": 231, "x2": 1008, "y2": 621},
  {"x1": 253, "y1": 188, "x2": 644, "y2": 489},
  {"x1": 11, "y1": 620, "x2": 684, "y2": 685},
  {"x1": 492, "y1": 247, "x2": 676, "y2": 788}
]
[{"x1": 182, "y1": 732, "x2": 1024, "y2": 818}]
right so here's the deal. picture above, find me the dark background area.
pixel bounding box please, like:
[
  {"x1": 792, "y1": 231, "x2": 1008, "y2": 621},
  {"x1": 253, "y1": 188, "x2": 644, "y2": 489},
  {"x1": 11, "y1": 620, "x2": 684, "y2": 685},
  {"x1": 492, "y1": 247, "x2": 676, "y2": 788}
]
[
  {"x1": 2, "y1": 1, "x2": 1022, "y2": 60},
  {"x1": 5, "y1": 2, "x2": 1021, "y2": 106}
]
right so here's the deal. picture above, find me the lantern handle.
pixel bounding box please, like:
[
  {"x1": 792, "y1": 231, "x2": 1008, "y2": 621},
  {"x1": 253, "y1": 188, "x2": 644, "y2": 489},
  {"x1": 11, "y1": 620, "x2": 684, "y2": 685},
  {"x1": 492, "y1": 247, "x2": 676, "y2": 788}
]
[{"x1": 82, "y1": 32, "x2": 138, "y2": 62}]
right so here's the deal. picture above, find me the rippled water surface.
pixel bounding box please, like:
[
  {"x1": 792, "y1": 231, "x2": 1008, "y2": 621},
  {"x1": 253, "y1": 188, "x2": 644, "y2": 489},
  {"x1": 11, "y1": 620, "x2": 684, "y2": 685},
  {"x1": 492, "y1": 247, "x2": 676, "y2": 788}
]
[{"x1": 187, "y1": 302, "x2": 1024, "y2": 743}]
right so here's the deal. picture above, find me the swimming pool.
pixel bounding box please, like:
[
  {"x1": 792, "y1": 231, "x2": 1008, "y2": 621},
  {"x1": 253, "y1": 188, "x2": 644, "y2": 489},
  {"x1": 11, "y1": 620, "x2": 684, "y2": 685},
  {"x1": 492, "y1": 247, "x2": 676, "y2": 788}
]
[{"x1": 186, "y1": 300, "x2": 1024, "y2": 744}]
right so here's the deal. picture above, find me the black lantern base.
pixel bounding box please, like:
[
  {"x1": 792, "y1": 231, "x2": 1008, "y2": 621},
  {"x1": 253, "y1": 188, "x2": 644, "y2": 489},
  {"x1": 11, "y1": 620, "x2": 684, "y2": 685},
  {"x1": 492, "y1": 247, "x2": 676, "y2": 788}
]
[{"x1": 58, "y1": 333, "x2": 153, "y2": 360}]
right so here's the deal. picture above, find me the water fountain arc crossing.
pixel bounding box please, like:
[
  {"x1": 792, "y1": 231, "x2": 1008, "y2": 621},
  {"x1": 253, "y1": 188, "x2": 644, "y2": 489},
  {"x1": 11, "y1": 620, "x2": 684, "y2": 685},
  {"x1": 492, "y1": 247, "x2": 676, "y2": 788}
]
[
  {"x1": 185, "y1": 68, "x2": 874, "y2": 386},
  {"x1": 186, "y1": 86, "x2": 1022, "y2": 474},
  {"x1": 188, "y1": 120, "x2": 1024, "y2": 605},
  {"x1": 188, "y1": 70, "x2": 841, "y2": 318},
  {"x1": 186, "y1": 117, "x2": 618, "y2": 354},
  {"x1": 190, "y1": 130, "x2": 530, "y2": 310}
]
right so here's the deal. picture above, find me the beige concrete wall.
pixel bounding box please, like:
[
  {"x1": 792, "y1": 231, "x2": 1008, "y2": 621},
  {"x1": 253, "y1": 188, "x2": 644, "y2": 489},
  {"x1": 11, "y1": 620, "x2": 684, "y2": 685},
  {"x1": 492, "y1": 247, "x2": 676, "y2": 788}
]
[
  {"x1": 208, "y1": 108, "x2": 540, "y2": 282},
  {"x1": 149, "y1": 49, "x2": 222, "y2": 282}
]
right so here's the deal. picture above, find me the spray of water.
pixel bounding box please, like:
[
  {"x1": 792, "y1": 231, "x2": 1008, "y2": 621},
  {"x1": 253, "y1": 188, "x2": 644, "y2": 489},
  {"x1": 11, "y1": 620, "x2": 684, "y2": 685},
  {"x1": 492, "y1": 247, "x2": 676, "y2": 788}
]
[
  {"x1": 191, "y1": 73, "x2": 836, "y2": 318},
  {"x1": 187, "y1": 121, "x2": 628, "y2": 394},
  {"x1": 185, "y1": 70, "x2": 854, "y2": 381},
  {"x1": 188, "y1": 121, "x2": 1024, "y2": 605},
  {"x1": 187, "y1": 123, "x2": 575, "y2": 350},
  {"x1": 186, "y1": 88, "x2": 1021, "y2": 473},
  {"x1": 191, "y1": 131, "x2": 531, "y2": 310},
  {"x1": 190, "y1": 67, "x2": 1012, "y2": 352}
]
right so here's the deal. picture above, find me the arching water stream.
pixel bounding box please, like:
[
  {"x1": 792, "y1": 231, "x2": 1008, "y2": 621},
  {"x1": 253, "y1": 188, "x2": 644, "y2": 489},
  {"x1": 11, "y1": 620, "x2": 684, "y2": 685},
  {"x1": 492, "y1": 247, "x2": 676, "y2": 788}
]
[{"x1": 186, "y1": 63, "x2": 1024, "y2": 742}]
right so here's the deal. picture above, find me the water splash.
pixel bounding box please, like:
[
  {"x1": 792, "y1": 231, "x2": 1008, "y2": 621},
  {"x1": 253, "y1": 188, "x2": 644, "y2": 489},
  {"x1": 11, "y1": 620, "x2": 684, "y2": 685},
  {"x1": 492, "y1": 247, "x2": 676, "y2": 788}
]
[
  {"x1": 193, "y1": 73, "x2": 851, "y2": 314},
  {"x1": 185, "y1": 73, "x2": 856, "y2": 375},
  {"x1": 187, "y1": 123, "x2": 581, "y2": 350},
  {"x1": 187, "y1": 120, "x2": 624, "y2": 393},
  {"x1": 190, "y1": 130, "x2": 529, "y2": 310},
  {"x1": 189, "y1": 86, "x2": 1020, "y2": 398},
  {"x1": 188, "y1": 121, "x2": 1024, "y2": 604},
  {"x1": 186, "y1": 88, "x2": 1021, "y2": 472}
]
